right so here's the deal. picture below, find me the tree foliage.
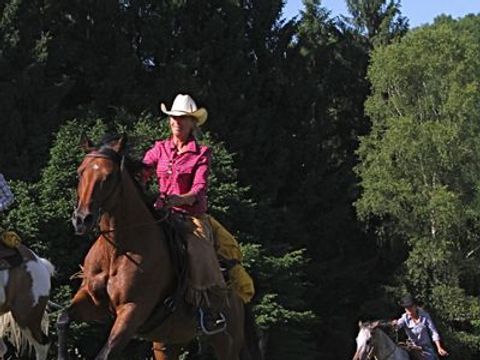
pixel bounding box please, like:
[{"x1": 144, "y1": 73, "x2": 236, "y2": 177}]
[
  {"x1": 356, "y1": 15, "x2": 480, "y2": 358},
  {"x1": 10, "y1": 0, "x2": 480, "y2": 359}
]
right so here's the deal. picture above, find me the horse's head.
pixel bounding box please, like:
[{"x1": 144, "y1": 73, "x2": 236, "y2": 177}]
[
  {"x1": 72, "y1": 134, "x2": 126, "y2": 235},
  {"x1": 352, "y1": 321, "x2": 379, "y2": 360}
]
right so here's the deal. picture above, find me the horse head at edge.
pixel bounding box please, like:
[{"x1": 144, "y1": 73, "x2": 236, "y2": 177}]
[
  {"x1": 353, "y1": 320, "x2": 381, "y2": 360},
  {"x1": 71, "y1": 134, "x2": 127, "y2": 235}
]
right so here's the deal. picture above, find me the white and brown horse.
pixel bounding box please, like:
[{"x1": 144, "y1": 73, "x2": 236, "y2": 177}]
[{"x1": 0, "y1": 244, "x2": 54, "y2": 360}]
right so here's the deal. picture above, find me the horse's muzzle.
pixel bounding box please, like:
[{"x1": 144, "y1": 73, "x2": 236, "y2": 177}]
[{"x1": 72, "y1": 208, "x2": 94, "y2": 235}]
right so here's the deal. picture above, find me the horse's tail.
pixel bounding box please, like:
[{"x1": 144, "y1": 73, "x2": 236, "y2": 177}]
[
  {"x1": 241, "y1": 304, "x2": 263, "y2": 360},
  {"x1": 0, "y1": 309, "x2": 50, "y2": 355}
]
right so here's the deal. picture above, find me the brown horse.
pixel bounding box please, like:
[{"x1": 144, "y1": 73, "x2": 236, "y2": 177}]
[
  {"x1": 56, "y1": 135, "x2": 260, "y2": 360},
  {"x1": 0, "y1": 243, "x2": 54, "y2": 360}
]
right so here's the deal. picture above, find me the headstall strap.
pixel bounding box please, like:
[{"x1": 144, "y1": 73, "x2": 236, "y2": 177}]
[{"x1": 86, "y1": 148, "x2": 122, "y2": 165}]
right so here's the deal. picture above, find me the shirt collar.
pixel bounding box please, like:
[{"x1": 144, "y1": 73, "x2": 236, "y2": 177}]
[
  {"x1": 167, "y1": 136, "x2": 198, "y2": 154},
  {"x1": 405, "y1": 309, "x2": 425, "y2": 322}
]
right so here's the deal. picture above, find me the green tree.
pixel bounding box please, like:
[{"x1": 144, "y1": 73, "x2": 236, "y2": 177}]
[
  {"x1": 356, "y1": 15, "x2": 480, "y2": 358},
  {"x1": 344, "y1": 0, "x2": 408, "y2": 47}
]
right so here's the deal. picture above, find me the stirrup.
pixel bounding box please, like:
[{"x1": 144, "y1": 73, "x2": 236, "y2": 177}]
[{"x1": 198, "y1": 308, "x2": 227, "y2": 336}]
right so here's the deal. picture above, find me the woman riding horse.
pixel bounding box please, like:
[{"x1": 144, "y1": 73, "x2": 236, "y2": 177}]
[
  {"x1": 142, "y1": 94, "x2": 255, "y2": 333},
  {"x1": 58, "y1": 122, "x2": 258, "y2": 359}
]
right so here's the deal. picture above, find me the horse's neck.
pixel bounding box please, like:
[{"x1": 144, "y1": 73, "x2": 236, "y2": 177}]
[
  {"x1": 102, "y1": 170, "x2": 152, "y2": 228},
  {"x1": 373, "y1": 329, "x2": 401, "y2": 359},
  {"x1": 95, "y1": 169, "x2": 175, "y2": 296},
  {"x1": 100, "y1": 169, "x2": 161, "y2": 246}
]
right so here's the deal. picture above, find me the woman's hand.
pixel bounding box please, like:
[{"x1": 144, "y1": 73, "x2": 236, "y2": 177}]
[
  {"x1": 165, "y1": 193, "x2": 197, "y2": 207},
  {"x1": 165, "y1": 194, "x2": 186, "y2": 207},
  {"x1": 437, "y1": 347, "x2": 449, "y2": 357},
  {"x1": 435, "y1": 341, "x2": 448, "y2": 357}
]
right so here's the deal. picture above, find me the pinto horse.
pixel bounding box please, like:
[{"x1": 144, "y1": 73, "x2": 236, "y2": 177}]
[
  {"x1": 0, "y1": 244, "x2": 54, "y2": 360},
  {"x1": 56, "y1": 135, "x2": 260, "y2": 360}
]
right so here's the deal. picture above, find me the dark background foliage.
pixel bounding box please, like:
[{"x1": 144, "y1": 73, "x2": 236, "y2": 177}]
[{"x1": 0, "y1": 0, "x2": 478, "y2": 359}]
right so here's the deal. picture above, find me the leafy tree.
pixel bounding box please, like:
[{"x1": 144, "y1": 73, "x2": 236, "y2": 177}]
[{"x1": 356, "y1": 15, "x2": 480, "y2": 358}]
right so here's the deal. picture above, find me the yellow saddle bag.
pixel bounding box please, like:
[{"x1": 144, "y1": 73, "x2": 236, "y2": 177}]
[{"x1": 208, "y1": 215, "x2": 255, "y2": 303}]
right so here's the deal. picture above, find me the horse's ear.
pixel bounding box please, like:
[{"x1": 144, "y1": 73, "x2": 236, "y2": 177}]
[
  {"x1": 111, "y1": 134, "x2": 127, "y2": 153},
  {"x1": 358, "y1": 321, "x2": 363, "y2": 328},
  {"x1": 80, "y1": 133, "x2": 95, "y2": 153}
]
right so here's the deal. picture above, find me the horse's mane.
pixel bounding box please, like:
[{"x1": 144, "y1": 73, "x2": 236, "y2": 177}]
[
  {"x1": 363, "y1": 321, "x2": 399, "y2": 346},
  {"x1": 97, "y1": 134, "x2": 157, "y2": 215}
]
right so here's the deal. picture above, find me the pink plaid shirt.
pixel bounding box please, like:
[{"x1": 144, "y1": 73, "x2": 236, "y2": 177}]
[{"x1": 143, "y1": 137, "x2": 211, "y2": 215}]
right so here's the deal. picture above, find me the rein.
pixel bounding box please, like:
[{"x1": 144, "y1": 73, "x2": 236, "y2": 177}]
[
  {"x1": 84, "y1": 148, "x2": 170, "y2": 236},
  {"x1": 83, "y1": 149, "x2": 171, "y2": 268},
  {"x1": 94, "y1": 212, "x2": 170, "y2": 272},
  {"x1": 97, "y1": 211, "x2": 170, "y2": 236}
]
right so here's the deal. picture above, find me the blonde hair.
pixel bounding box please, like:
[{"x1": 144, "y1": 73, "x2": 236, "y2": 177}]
[{"x1": 192, "y1": 123, "x2": 203, "y2": 140}]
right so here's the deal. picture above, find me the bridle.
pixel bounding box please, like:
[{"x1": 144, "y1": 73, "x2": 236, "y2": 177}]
[
  {"x1": 82, "y1": 149, "x2": 123, "y2": 215},
  {"x1": 76, "y1": 149, "x2": 172, "y2": 271},
  {"x1": 78, "y1": 149, "x2": 169, "y2": 237}
]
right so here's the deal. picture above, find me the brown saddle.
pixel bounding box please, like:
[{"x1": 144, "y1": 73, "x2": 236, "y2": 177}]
[
  {"x1": 398, "y1": 342, "x2": 425, "y2": 360},
  {"x1": 137, "y1": 213, "x2": 189, "y2": 335}
]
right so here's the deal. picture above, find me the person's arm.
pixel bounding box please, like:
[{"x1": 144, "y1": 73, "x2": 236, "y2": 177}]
[
  {"x1": 0, "y1": 174, "x2": 14, "y2": 212},
  {"x1": 425, "y1": 313, "x2": 448, "y2": 356},
  {"x1": 141, "y1": 142, "x2": 161, "y2": 184},
  {"x1": 392, "y1": 314, "x2": 406, "y2": 329},
  {"x1": 434, "y1": 340, "x2": 448, "y2": 357}
]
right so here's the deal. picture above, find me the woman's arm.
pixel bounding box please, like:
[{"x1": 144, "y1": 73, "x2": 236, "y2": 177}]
[
  {"x1": 141, "y1": 142, "x2": 161, "y2": 183},
  {"x1": 425, "y1": 313, "x2": 448, "y2": 356},
  {"x1": 434, "y1": 340, "x2": 448, "y2": 357},
  {"x1": 391, "y1": 314, "x2": 406, "y2": 329}
]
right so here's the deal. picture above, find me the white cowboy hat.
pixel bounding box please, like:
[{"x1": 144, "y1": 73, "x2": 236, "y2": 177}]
[{"x1": 160, "y1": 94, "x2": 208, "y2": 126}]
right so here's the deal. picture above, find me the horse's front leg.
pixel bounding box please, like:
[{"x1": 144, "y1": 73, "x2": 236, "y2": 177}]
[
  {"x1": 210, "y1": 331, "x2": 240, "y2": 360},
  {"x1": 56, "y1": 310, "x2": 70, "y2": 360},
  {"x1": 94, "y1": 303, "x2": 147, "y2": 360},
  {"x1": 153, "y1": 342, "x2": 183, "y2": 360},
  {"x1": 57, "y1": 287, "x2": 110, "y2": 360}
]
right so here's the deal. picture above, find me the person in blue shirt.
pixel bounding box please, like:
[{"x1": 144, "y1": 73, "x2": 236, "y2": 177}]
[
  {"x1": 0, "y1": 173, "x2": 14, "y2": 213},
  {"x1": 392, "y1": 293, "x2": 448, "y2": 359}
]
